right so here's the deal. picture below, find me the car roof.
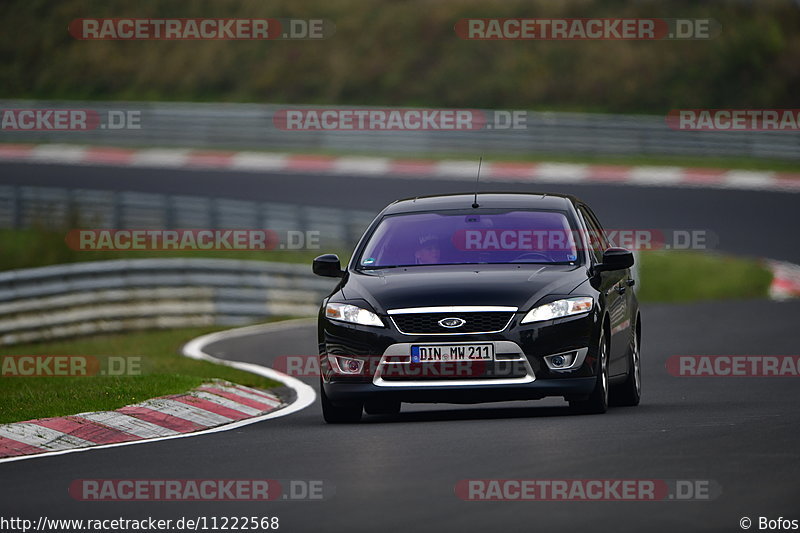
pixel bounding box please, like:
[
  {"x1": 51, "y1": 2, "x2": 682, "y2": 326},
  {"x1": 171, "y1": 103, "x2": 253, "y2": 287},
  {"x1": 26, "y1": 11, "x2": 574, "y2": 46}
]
[{"x1": 382, "y1": 192, "x2": 581, "y2": 214}]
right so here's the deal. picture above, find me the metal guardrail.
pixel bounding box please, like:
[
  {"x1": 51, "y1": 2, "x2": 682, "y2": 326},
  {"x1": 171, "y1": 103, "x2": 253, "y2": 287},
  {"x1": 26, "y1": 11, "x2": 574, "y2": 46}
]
[
  {"x1": 0, "y1": 182, "x2": 373, "y2": 345},
  {"x1": 1, "y1": 100, "x2": 798, "y2": 160},
  {"x1": 0, "y1": 259, "x2": 337, "y2": 345},
  {"x1": 0, "y1": 184, "x2": 371, "y2": 345},
  {"x1": 0, "y1": 184, "x2": 376, "y2": 248}
]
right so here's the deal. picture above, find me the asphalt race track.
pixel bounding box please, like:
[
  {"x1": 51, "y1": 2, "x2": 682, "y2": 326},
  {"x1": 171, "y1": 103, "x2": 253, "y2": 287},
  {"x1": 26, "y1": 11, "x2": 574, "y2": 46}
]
[
  {"x1": 0, "y1": 162, "x2": 798, "y2": 532},
  {"x1": 1, "y1": 301, "x2": 799, "y2": 532}
]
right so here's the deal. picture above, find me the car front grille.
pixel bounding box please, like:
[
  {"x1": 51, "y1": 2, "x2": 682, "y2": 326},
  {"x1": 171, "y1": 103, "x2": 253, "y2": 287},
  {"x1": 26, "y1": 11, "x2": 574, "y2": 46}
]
[{"x1": 390, "y1": 312, "x2": 514, "y2": 335}]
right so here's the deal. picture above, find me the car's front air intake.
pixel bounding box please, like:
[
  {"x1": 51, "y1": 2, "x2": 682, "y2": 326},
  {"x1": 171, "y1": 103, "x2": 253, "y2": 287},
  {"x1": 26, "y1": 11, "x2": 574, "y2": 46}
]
[{"x1": 388, "y1": 307, "x2": 516, "y2": 335}]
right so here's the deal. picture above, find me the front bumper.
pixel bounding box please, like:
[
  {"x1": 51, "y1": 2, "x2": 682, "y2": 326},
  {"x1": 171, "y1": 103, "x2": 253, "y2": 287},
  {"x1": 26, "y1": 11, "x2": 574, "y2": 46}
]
[
  {"x1": 319, "y1": 307, "x2": 601, "y2": 404},
  {"x1": 323, "y1": 377, "x2": 597, "y2": 404}
]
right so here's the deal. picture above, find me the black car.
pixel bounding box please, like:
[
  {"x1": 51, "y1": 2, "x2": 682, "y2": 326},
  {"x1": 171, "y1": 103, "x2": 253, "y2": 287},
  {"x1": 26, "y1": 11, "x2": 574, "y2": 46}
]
[{"x1": 313, "y1": 192, "x2": 641, "y2": 423}]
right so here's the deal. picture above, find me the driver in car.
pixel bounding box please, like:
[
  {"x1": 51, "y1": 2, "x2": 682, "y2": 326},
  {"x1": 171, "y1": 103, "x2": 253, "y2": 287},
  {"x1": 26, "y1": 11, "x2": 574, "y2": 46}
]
[{"x1": 414, "y1": 234, "x2": 441, "y2": 265}]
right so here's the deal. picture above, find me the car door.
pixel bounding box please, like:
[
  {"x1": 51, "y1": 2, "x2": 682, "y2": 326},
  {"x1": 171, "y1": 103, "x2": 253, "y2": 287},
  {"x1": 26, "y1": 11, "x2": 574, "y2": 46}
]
[{"x1": 579, "y1": 205, "x2": 631, "y2": 377}]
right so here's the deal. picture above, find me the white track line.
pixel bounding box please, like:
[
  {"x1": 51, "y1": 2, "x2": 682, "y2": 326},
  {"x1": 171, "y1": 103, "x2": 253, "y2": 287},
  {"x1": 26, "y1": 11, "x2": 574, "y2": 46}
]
[{"x1": 0, "y1": 318, "x2": 317, "y2": 464}]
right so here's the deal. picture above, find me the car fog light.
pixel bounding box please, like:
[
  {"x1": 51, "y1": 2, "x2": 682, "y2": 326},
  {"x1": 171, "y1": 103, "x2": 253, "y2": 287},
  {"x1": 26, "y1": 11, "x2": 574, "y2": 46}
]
[
  {"x1": 331, "y1": 355, "x2": 365, "y2": 375},
  {"x1": 544, "y1": 352, "x2": 576, "y2": 371}
]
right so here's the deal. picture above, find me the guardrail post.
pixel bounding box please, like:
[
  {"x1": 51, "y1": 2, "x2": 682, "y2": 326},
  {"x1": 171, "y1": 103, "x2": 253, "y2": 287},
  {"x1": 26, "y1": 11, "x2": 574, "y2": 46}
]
[
  {"x1": 67, "y1": 188, "x2": 79, "y2": 228},
  {"x1": 344, "y1": 211, "x2": 358, "y2": 248},
  {"x1": 297, "y1": 205, "x2": 310, "y2": 240},
  {"x1": 112, "y1": 191, "x2": 123, "y2": 228},
  {"x1": 258, "y1": 203, "x2": 269, "y2": 233},
  {"x1": 210, "y1": 197, "x2": 220, "y2": 229},
  {"x1": 11, "y1": 185, "x2": 22, "y2": 229},
  {"x1": 165, "y1": 194, "x2": 176, "y2": 229}
]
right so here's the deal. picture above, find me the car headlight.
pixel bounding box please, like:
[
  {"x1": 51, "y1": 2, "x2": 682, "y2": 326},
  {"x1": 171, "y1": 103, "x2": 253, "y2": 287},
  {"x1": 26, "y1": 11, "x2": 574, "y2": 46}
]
[
  {"x1": 325, "y1": 302, "x2": 385, "y2": 327},
  {"x1": 521, "y1": 297, "x2": 593, "y2": 324}
]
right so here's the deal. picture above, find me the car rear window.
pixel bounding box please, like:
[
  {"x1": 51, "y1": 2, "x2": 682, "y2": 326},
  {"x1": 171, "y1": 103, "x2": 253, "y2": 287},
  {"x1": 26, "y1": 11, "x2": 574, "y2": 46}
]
[{"x1": 357, "y1": 210, "x2": 580, "y2": 268}]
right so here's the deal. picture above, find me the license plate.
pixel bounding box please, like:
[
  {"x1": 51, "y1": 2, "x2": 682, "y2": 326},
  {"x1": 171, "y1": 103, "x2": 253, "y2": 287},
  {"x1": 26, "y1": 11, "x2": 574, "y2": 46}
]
[{"x1": 411, "y1": 344, "x2": 494, "y2": 362}]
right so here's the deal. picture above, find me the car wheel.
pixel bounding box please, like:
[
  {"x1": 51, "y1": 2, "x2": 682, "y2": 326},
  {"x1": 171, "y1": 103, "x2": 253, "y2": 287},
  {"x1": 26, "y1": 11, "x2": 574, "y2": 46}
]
[
  {"x1": 611, "y1": 320, "x2": 641, "y2": 407},
  {"x1": 321, "y1": 381, "x2": 363, "y2": 423},
  {"x1": 569, "y1": 330, "x2": 609, "y2": 414},
  {"x1": 364, "y1": 398, "x2": 401, "y2": 416}
]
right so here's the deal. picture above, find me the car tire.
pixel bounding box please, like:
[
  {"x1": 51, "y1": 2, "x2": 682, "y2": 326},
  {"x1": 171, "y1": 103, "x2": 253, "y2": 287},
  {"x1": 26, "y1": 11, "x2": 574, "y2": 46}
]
[
  {"x1": 321, "y1": 381, "x2": 363, "y2": 423},
  {"x1": 364, "y1": 399, "x2": 401, "y2": 416},
  {"x1": 569, "y1": 330, "x2": 609, "y2": 415},
  {"x1": 610, "y1": 320, "x2": 641, "y2": 407}
]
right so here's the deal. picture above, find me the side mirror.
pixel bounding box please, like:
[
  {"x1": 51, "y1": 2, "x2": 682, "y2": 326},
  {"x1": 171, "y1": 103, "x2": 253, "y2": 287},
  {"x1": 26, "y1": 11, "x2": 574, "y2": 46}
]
[
  {"x1": 595, "y1": 248, "x2": 634, "y2": 273},
  {"x1": 313, "y1": 254, "x2": 344, "y2": 278}
]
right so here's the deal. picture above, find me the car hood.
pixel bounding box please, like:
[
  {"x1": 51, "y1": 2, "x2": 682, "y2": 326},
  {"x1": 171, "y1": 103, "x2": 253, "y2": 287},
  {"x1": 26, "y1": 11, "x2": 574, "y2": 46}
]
[{"x1": 341, "y1": 264, "x2": 588, "y2": 314}]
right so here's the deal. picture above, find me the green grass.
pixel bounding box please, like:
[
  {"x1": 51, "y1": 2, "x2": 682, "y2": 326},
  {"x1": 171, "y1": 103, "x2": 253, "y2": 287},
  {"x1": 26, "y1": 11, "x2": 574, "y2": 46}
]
[
  {"x1": 0, "y1": 326, "x2": 283, "y2": 424},
  {"x1": 638, "y1": 251, "x2": 773, "y2": 303}
]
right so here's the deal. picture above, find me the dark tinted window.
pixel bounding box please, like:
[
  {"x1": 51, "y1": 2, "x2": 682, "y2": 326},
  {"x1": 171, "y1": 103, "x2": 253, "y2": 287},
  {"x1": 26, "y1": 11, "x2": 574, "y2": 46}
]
[{"x1": 358, "y1": 210, "x2": 581, "y2": 268}]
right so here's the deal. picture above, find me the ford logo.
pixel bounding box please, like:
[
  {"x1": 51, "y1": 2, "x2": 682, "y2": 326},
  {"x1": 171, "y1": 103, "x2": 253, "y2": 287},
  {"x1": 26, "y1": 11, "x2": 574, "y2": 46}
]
[{"x1": 438, "y1": 317, "x2": 466, "y2": 328}]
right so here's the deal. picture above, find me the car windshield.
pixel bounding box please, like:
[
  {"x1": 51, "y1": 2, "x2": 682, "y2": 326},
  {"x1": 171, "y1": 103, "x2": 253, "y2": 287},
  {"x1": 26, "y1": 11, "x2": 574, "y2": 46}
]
[{"x1": 357, "y1": 210, "x2": 580, "y2": 268}]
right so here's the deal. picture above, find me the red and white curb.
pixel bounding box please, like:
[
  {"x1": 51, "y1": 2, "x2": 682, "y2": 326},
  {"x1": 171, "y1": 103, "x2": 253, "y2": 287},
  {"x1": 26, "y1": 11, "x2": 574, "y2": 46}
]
[
  {"x1": 1, "y1": 143, "x2": 799, "y2": 193},
  {"x1": 768, "y1": 260, "x2": 800, "y2": 300},
  {"x1": 0, "y1": 319, "x2": 317, "y2": 464},
  {"x1": 0, "y1": 380, "x2": 282, "y2": 460}
]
